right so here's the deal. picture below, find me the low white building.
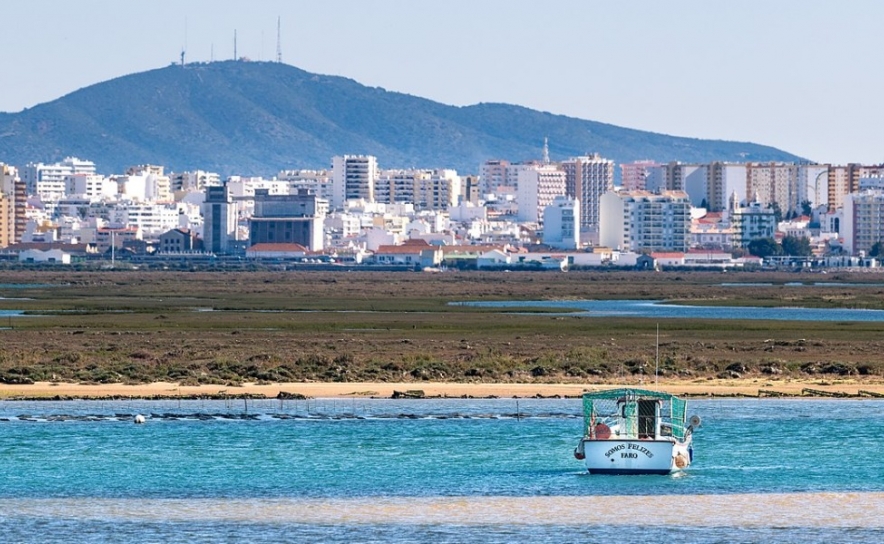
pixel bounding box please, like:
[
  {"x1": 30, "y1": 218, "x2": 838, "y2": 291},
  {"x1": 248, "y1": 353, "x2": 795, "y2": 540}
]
[{"x1": 19, "y1": 248, "x2": 71, "y2": 264}]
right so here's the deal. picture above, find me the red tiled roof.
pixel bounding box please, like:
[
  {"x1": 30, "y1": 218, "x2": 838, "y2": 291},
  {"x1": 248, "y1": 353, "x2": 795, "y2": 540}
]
[
  {"x1": 402, "y1": 238, "x2": 432, "y2": 246},
  {"x1": 375, "y1": 244, "x2": 431, "y2": 254}
]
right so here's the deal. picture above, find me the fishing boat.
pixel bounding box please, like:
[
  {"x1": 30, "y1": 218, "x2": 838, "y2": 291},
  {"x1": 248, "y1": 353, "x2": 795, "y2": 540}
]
[{"x1": 573, "y1": 388, "x2": 700, "y2": 475}]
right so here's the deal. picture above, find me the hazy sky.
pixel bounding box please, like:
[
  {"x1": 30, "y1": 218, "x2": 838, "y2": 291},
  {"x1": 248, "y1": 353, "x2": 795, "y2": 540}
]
[{"x1": 1, "y1": 0, "x2": 881, "y2": 165}]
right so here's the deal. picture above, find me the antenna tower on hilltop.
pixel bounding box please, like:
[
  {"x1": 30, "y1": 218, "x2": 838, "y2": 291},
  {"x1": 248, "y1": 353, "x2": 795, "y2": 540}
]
[
  {"x1": 180, "y1": 17, "x2": 188, "y2": 66},
  {"x1": 276, "y1": 16, "x2": 282, "y2": 63},
  {"x1": 234, "y1": 29, "x2": 238, "y2": 60}
]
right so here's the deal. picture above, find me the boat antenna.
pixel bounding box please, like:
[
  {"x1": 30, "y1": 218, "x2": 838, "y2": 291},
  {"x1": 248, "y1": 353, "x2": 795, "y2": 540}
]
[{"x1": 655, "y1": 323, "x2": 659, "y2": 389}]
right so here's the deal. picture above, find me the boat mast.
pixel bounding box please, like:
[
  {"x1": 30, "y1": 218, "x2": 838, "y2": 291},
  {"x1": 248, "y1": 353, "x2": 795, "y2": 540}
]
[{"x1": 655, "y1": 323, "x2": 659, "y2": 389}]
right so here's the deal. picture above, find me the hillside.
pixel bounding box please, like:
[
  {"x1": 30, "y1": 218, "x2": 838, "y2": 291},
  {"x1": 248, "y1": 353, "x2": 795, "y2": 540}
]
[{"x1": 0, "y1": 61, "x2": 805, "y2": 176}]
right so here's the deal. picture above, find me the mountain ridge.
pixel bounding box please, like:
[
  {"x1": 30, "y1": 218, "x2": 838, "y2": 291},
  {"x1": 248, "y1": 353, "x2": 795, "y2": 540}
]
[{"x1": 0, "y1": 61, "x2": 805, "y2": 176}]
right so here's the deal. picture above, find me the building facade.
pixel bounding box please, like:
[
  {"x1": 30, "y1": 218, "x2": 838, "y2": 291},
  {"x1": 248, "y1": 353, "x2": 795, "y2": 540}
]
[
  {"x1": 331, "y1": 155, "x2": 378, "y2": 209},
  {"x1": 730, "y1": 194, "x2": 777, "y2": 248},
  {"x1": 542, "y1": 196, "x2": 580, "y2": 249},
  {"x1": 841, "y1": 190, "x2": 884, "y2": 255},
  {"x1": 599, "y1": 190, "x2": 691, "y2": 252},
  {"x1": 248, "y1": 188, "x2": 326, "y2": 251},
  {"x1": 515, "y1": 164, "x2": 566, "y2": 223},
  {"x1": 561, "y1": 154, "x2": 614, "y2": 231},
  {"x1": 201, "y1": 184, "x2": 236, "y2": 254}
]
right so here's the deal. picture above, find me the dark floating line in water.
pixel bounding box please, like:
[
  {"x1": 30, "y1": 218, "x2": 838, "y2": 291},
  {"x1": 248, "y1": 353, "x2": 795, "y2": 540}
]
[{"x1": 0, "y1": 412, "x2": 581, "y2": 423}]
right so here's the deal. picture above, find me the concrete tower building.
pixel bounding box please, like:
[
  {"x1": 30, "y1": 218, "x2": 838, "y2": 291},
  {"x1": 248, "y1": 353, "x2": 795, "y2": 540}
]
[
  {"x1": 201, "y1": 184, "x2": 236, "y2": 254},
  {"x1": 561, "y1": 154, "x2": 614, "y2": 231},
  {"x1": 332, "y1": 155, "x2": 378, "y2": 209},
  {"x1": 515, "y1": 164, "x2": 567, "y2": 223}
]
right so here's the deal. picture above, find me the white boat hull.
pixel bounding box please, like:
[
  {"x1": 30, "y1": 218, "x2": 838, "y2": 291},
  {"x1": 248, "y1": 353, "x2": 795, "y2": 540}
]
[{"x1": 577, "y1": 439, "x2": 691, "y2": 475}]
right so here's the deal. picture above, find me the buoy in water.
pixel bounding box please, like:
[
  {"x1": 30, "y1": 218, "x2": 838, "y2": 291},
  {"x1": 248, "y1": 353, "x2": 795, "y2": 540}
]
[{"x1": 134, "y1": 414, "x2": 146, "y2": 424}]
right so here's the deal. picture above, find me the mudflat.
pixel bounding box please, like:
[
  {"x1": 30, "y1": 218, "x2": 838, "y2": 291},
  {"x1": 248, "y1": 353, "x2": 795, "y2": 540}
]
[{"x1": 1, "y1": 269, "x2": 883, "y2": 393}]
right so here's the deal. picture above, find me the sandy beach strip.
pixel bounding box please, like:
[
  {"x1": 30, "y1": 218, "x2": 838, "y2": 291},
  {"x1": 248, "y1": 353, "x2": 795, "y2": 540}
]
[
  {"x1": 1, "y1": 379, "x2": 884, "y2": 399},
  {"x1": 3, "y1": 493, "x2": 884, "y2": 526}
]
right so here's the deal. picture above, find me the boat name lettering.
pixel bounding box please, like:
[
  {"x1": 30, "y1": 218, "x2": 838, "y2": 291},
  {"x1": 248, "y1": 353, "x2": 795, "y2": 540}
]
[
  {"x1": 603, "y1": 444, "x2": 654, "y2": 459},
  {"x1": 627, "y1": 443, "x2": 654, "y2": 458}
]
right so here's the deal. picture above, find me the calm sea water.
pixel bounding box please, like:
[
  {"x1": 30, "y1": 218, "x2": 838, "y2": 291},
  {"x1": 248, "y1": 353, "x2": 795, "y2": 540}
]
[
  {"x1": 1, "y1": 398, "x2": 883, "y2": 543},
  {"x1": 455, "y1": 299, "x2": 884, "y2": 322}
]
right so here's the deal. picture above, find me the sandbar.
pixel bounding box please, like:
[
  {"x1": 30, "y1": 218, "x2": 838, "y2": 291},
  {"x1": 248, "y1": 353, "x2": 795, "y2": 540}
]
[{"x1": 2, "y1": 378, "x2": 884, "y2": 399}]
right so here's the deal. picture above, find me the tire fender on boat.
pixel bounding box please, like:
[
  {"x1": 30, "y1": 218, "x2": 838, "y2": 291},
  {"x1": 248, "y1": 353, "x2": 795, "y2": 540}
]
[
  {"x1": 674, "y1": 452, "x2": 689, "y2": 469},
  {"x1": 574, "y1": 440, "x2": 586, "y2": 460}
]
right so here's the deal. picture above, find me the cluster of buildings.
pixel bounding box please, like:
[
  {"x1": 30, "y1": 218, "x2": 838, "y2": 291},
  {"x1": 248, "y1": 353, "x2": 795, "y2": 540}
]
[{"x1": 1, "y1": 144, "x2": 883, "y2": 269}]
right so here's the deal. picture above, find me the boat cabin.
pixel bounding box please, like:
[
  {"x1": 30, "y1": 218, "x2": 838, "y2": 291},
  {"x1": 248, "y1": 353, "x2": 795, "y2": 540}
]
[{"x1": 583, "y1": 388, "x2": 688, "y2": 442}]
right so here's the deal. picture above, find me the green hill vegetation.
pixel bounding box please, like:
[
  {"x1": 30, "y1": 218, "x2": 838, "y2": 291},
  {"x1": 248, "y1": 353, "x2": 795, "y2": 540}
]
[{"x1": 0, "y1": 61, "x2": 805, "y2": 175}]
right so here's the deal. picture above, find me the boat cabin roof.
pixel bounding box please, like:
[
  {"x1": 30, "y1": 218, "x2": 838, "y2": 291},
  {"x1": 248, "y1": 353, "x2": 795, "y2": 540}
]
[{"x1": 581, "y1": 388, "x2": 681, "y2": 402}]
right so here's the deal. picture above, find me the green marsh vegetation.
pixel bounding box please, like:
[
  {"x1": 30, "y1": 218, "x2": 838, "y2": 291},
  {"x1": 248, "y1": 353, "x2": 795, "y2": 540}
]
[{"x1": 0, "y1": 269, "x2": 883, "y2": 386}]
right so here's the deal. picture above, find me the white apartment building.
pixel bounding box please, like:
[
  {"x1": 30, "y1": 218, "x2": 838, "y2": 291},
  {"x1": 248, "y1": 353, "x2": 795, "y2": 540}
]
[
  {"x1": 115, "y1": 174, "x2": 145, "y2": 201},
  {"x1": 110, "y1": 202, "x2": 181, "y2": 237},
  {"x1": 170, "y1": 170, "x2": 221, "y2": 193},
  {"x1": 542, "y1": 196, "x2": 580, "y2": 250},
  {"x1": 332, "y1": 155, "x2": 378, "y2": 209},
  {"x1": 127, "y1": 165, "x2": 171, "y2": 202},
  {"x1": 65, "y1": 174, "x2": 117, "y2": 201},
  {"x1": 841, "y1": 190, "x2": 884, "y2": 255},
  {"x1": 599, "y1": 190, "x2": 691, "y2": 252},
  {"x1": 515, "y1": 164, "x2": 566, "y2": 223},
  {"x1": 277, "y1": 170, "x2": 333, "y2": 202},
  {"x1": 561, "y1": 154, "x2": 614, "y2": 231},
  {"x1": 20, "y1": 157, "x2": 96, "y2": 197},
  {"x1": 226, "y1": 177, "x2": 289, "y2": 198},
  {"x1": 729, "y1": 193, "x2": 777, "y2": 248}
]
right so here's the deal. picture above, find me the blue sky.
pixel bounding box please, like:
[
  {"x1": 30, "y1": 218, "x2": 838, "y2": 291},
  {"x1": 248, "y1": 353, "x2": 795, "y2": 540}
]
[{"x1": 1, "y1": 0, "x2": 881, "y2": 165}]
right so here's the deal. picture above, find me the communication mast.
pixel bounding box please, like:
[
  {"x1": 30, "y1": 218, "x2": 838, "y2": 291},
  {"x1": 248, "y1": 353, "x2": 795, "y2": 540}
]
[
  {"x1": 276, "y1": 16, "x2": 282, "y2": 63},
  {"x1": 234, "y1": 29, "x2": 238, "y2": 60},
  {"x1": 180, "y1": 17, "x2": 187, "y2": 66}
]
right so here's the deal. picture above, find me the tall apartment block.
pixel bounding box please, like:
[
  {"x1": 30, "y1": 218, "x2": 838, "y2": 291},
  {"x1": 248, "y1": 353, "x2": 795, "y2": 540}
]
[
  {"x1": 561, "y1": 154, "x2": 614, "y2": 231},
  {"x1": 515, "y1": 164, "x2": 566, "y2": 223},
  {"x1": 331, "y1": 155, "x2": 378, "y2": 209}
]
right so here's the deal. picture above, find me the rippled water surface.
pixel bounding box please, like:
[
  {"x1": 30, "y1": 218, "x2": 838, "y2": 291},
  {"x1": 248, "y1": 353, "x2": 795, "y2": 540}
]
[{"x1": 1, "y1": 398, "x2": 882, "y2": 542}]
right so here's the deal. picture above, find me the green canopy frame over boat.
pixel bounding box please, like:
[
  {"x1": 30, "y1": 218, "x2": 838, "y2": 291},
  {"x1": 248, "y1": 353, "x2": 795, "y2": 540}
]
[{"x1": 581, "y1": 388, "x2": 689, "y2": 441}]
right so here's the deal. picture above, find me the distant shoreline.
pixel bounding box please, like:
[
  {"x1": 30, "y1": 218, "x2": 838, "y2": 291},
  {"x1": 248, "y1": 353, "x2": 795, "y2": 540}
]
[{"x1": 2, "y1": 380, "x2": 883, "y2": 400}]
